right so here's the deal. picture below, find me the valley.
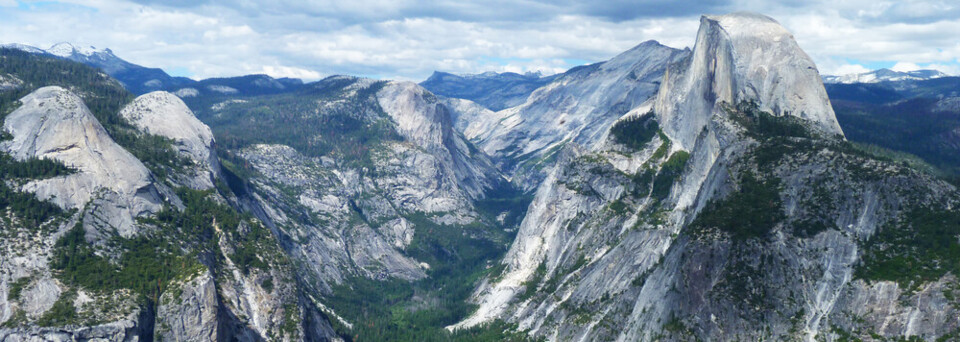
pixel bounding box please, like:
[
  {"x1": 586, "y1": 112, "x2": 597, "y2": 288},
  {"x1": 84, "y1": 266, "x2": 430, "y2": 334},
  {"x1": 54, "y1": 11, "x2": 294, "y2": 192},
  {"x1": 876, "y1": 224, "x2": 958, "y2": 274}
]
[{"x1": 1, "y1": 10, "x2": 959, "y2": 342}]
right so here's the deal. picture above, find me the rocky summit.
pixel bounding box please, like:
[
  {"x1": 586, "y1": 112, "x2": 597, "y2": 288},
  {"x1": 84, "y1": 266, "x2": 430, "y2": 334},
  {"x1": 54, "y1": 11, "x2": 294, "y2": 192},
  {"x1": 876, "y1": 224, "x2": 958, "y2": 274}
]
[{"x1": 0, "y1": 9, "x2": 958, "y2": 342}]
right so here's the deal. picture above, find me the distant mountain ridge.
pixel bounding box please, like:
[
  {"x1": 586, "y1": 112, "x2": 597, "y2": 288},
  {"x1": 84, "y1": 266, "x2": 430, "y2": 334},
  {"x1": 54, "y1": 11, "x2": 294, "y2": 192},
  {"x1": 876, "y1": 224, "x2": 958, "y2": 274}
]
[
  {"x1": 2, "y1": 42, "x2": 195, "y2": 94},
  {"x1": 1, "y1": 42, "x2": 303, "y2": 96},
  {"x1": 825, "y1": 76, "x2": 960, "y2": 176},
  {"x1": 823, "y1": 68, "x2": 947, "y2": 84},
  {"x1": 420, "y1": 70, "x2": 559, "y2": 111}
]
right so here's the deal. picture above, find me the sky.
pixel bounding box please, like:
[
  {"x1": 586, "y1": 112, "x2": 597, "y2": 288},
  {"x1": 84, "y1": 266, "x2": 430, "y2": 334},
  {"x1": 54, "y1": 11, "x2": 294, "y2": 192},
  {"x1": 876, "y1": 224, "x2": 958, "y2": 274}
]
[{"x1": 1, "y1": 0, "x2": 958, "y2": 81}]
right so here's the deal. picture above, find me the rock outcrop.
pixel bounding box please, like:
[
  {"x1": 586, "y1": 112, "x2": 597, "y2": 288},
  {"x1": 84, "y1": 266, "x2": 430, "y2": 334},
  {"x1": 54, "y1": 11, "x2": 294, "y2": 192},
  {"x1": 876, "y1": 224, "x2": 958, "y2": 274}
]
[
  {"x1": 467, "y1": 41, "x2": 690, "y2": 190},
  {"x1": 1, "y1": 86, "x2": 163, "y2": 237},
  {"x1": 155, "y1": 269, "x2": 220, "y2": 341},
  {"x1": 378, "y1": 81, "x2": 502, "y2": 201},
  {"x1": 0, "y1": 84, "x2": 337, "y2": 341},
  {"x1": 0, "y1": 320, "x2": 146, "y2": 341},
  {"x1": 120, "y1": 91, "x2": 221, "y2": 189},
  {"x1": 456, "y1": 12, "x2": 960, "y2": 342},
  {"x1": 655, "y1": 12, "x2": 843, "y2": 150}
]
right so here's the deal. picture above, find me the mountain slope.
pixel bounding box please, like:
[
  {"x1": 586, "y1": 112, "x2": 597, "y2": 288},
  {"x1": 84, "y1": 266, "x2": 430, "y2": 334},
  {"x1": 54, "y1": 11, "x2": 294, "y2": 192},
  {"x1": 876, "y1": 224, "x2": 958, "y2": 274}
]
[
  {"x1": 190, "y1": 75, "x2": 529, "y2": 339},
  {"x1": 456, "y1": 12, "x2": 960, "y2": 342},
  {"x1": 0, "y1": 51, "x2": 339, "y2": 341},
  {"x1": 119, "y1": 91, "x2": 222, "y2": 190},
  {"x1": 169, "y1": 74, "x2": 304, "y2": 99},
  {"x1": 44, "y1": 42, "x2": 194, "y2": 94},
  {"x1": 2, "y1": 43, "x2": 304, "y2": 97},
  {"x1": 825, "y1": 77, "x2": 960, "y2": 176},
  {"x1": 464, "y1": 41, "x2": 690, "y2": 190},
  {"x1": 3, "y1": 86, "x2": 164, "y2": 237},
  {"x1": 655, "y1": 12, "x2": 843, "y2": 151}
]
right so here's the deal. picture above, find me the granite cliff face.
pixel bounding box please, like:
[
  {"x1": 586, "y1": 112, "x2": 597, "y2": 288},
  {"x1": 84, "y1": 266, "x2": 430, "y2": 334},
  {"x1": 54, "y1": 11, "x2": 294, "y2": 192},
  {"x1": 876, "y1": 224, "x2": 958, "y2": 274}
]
[
  {"x1": 2, "y1": 86, "x2": 164, "y2": 238},
  {"x1": 461, "y1": 41, "x2": 690, "y2": 190},
  {"x1": 120, "y1": 91, "x2": 222, "y2": 190},
  {"x1": 222, "y1": 78, "x2": 509, "y2": 297},
  {"x1": 455, "y1": 13, "x2": 960, "y2": 342},
  {"x1": 655, "y1": 12, "x2": 843, "y2": 151},
  {"x1": 0, "y1": 84, "x2": 338, "y2": 341}
]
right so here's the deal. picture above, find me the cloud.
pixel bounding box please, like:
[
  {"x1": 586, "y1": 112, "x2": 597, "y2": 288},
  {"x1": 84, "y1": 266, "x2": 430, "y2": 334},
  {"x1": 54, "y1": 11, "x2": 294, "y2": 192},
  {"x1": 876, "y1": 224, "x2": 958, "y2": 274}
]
[
  {"x1": 260, "y1": 65, "x2": 323, "y2": 79},
  {"x1": 891, "y1": 62, "x2": 923, "y2": 72},
  {"x1": 0, "y1": 0, "x2": 957, "y2": 81},
  {"x1": 892, "y1": 61, "x2": 959, "y2": 75},
  {"x1": 831, "y1": 64, "x2": 872, "y2": 76}
]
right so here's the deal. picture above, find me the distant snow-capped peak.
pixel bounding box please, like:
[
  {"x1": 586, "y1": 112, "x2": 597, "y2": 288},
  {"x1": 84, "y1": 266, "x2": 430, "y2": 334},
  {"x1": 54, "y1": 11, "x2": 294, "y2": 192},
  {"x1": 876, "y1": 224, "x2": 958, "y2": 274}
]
[
  {"x1": 2, "y1": 42, "x2": 112, "y2": 58},
  {"x1": 47, "y1": 42, "x2": 111, "y2": 58},
  {"x1": 0, "y1": 43, "x2": 45, "y2": 54},
  {"x1": 823, "y1": 68, "x2": 947, "y2": 84}
]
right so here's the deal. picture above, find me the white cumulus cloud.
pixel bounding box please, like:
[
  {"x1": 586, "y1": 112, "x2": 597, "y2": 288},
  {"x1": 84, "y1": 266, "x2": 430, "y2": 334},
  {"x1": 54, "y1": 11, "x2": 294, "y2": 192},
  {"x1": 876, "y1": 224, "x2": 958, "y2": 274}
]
[{"x1": 0, "y1": 0, "x2": 956, "y2": 81}]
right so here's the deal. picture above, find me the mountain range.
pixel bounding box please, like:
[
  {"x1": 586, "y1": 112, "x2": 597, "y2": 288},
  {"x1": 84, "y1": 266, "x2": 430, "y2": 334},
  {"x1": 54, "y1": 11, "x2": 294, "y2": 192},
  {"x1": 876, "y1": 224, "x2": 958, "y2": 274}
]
[
  {"x1": 1, "y1": 12, "x2": 959, "y2": 342},
  {"x1": 823, "y1": 68, "x2": 947, "y2": 84},
  {"x1": 1, "y1": 42, "x2": 303, "y2": 96}
]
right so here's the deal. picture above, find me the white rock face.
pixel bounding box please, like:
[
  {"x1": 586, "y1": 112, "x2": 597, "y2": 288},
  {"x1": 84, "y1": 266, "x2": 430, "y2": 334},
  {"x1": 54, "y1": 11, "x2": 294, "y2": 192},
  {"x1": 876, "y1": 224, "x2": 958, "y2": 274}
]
[
  {"x1": 0, "y1": 74, "x2": 22, "y2": 92},
  {"x1": 239, "y1": 143, "x2": 430, "y2": 289},
  {"x1": 378, "y1": 81, "x2": 502, "y2": 200},
  {"x1": 453, "y1": 147, "x2": 599, "y2": 329},
  {"x1": 468, "y1": 41, "x2": 689, "y2": 189},
  {"x1": 1, "y1": 86, "x2": 162, "y2": 237},
  {"x1": 120, "y1": 91, "x2": 221, "y2": 189},
  {"x1": 457, "y1": 12, "x2": 959, "y2": 342},
  {"x1": 379, "y1": 82, "x2": 450, "y2": 151},
  {"x1": 155, "y1": 270, "x2": 219, "y2": 341},
  {"x1": 21, "y1": 278, "x2": 60, "y2": 318},
  {"x1": 656, "y1": 12, "x2": 844, "y2": 150},
  {"x1": 440, "y1": 97, "x2": 502, "y2": 142},
  {"x1": 212, "y1": 99, "x2": 247, "y2": 111}
]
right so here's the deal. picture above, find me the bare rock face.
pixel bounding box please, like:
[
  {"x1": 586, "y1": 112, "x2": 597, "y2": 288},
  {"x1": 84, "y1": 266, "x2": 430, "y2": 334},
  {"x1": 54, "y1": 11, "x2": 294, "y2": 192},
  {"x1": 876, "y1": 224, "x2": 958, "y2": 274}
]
[
  {"x1": 440, "y1": 97, "x2": 499, "y2": 140},
  {"x1": 378, "y1": 81, "x2": 502, "y2": 201},
  {"x1": 467, "y1": 41, "x2": 690, "y2": 189},
  {"x1": 455, "y1": 12, "x2": 960, "y2": 342},
  {"x1": 120, "y1": 91, "x2": 221, "y2": 190},
  {"x1": 0, "y1": 87, "x2": 330, "y2": 340},
  {"x1": 155, "y1": 269, "x2": 219, "y2": 341},
  {"x1": 0, "y1": 74, "x2": 22, "y2": 92},
  {"x1": 238, "y1": 144, "x2": 429, "y2": 291},
  {"x1": 655, "y1": 12, "x2": 844, "y2": 151},
  {"x1": 234, "y1": 79, "x2": 508, "y2": 296},
  {"x1": 0, "y1": 320, "x2": 143, "y2": 341},
  {"x1": 1, "y1": 86, "x2": 162, "y2": 237}
]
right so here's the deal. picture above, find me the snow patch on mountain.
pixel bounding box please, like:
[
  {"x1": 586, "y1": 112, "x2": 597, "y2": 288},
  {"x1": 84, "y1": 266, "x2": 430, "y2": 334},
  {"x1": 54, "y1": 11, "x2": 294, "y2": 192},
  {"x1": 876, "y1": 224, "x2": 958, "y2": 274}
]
[
  {"x1": 207, "y1": 85, "x2": 239, "y2": 94},
  {"x1": 173, "y1": 87, "x2": 199, "y2": 98},
  {"x1": 46, "y1": 42, "x2": 109, "y2": 58},
  {"x1": 0, "y1": 43, "x2": 45, "y2": 54},
  {"x1": 823, "y1": 68, "x2": 947, "y2": 84}
]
